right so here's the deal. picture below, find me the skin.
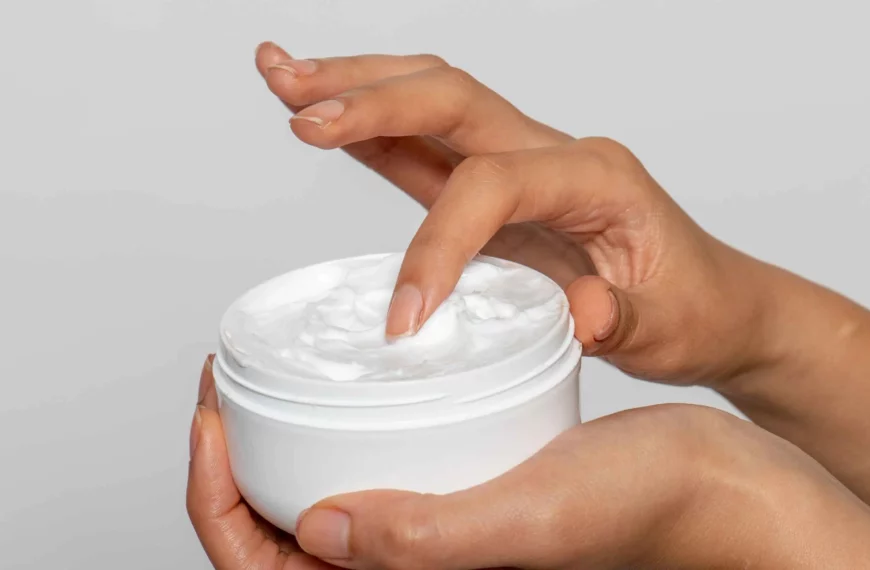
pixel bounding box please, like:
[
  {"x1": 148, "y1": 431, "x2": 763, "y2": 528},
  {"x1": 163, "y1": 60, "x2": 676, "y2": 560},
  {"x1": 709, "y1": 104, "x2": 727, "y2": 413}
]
[
  {"x1": 187, "y1": 41, "x2": 870, "y2": 568},
  {"x1": 190, "y1": 357, "x2": 870, "y2": 569}
]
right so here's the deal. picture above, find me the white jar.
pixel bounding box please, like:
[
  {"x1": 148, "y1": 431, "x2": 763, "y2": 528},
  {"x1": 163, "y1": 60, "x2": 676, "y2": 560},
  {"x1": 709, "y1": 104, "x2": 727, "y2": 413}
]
[{"x1": 213, "y1": 253, "x2": 581, "y2": 534}]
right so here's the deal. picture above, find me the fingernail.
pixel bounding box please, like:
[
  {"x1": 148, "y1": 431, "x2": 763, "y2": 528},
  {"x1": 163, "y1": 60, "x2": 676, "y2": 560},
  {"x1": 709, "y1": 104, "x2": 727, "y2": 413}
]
[
  {"x1": 269, "y1": 59, "x2": 317, "y2": 77},
  {"x1": 295, "y1": 508, "x2": 309, "y2": 534},
  {"x1": 385, "y1": 284, "x2": 423, "y2": 339},
  {"x1": 296, "y1": 508, "x2": 351, "y2": 560},
  {"x1": 189, "y1": 406, "x2": 203, "y2": 459},
  {"x1": 197, "y1": 355, "x2": 213, "y2": 404},
  {"x1": 593, "y1": 291, "x2": 619, "y2": 342},
  {"x1": 291, "y1": 99, "x2": 345, "y2": 128}
]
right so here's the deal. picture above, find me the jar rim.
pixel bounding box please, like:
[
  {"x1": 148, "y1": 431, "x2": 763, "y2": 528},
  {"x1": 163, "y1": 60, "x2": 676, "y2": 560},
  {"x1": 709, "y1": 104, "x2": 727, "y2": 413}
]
[
  {"x1": 214, "y1": 339, "x2": 581, "y2": 430},
  {"x1": 217, "y1": 253, "x2": 576, "y2": 408}
]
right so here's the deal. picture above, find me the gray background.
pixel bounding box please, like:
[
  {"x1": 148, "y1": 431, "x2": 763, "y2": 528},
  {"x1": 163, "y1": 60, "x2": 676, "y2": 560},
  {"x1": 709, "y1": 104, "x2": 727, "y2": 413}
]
[{"x1": 1, "y1": 1, "x2": 868, "y2": 568}]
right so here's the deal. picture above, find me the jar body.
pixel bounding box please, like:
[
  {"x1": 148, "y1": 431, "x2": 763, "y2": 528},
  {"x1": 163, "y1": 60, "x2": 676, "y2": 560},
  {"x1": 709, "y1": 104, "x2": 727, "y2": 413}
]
[{"x1": 215, "y1": 359, "x2": 581, "y2": 534}]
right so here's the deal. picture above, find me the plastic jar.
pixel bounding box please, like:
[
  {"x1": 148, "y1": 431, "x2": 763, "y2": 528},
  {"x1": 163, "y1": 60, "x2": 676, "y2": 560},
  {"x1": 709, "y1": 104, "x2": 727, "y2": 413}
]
[{"x1": 213, "y1": 254, "x2": 582, "y2": 534}]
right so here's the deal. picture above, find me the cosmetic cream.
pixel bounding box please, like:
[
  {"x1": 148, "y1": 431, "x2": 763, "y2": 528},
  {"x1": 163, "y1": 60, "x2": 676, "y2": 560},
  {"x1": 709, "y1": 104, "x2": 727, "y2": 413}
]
[{"x1": 214, "y1": 253, "x2": 581, "y2": 533}]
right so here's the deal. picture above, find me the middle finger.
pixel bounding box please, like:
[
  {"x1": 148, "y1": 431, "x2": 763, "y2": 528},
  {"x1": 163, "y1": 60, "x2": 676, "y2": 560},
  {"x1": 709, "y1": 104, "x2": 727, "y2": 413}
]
[
  {"x1": 261, "y1": 51, "x2": 449, "y2": 109},
  {"x1": 257, "y1": 43, "x2": 458, "y2": 207},
  {"x1": 281, "y1": 64, "x2": 572, "y2": 156}
]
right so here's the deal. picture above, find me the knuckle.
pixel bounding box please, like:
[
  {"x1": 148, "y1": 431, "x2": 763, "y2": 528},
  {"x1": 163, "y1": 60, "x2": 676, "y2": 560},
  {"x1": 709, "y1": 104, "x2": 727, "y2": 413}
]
[
  {"x1": 443, "y1": 66, "x2": 478, "y2": 104},
  {"x1": 431, "y1": 65, "x2": 478, "y2": 135},
  {"x1": 571, "y1": 137, "x2": 656, "y2": 200},
  {"x1": 440, "y1": 65, "x2": 476, "y2": 89},
  {"x1": 456, "y1": 154, "x2": 511, "y2": 182},
  {"x1": 451, "y1": 155, "x2": 518, "y2": 209},
  {"x1": 375, "y1": 497, "x2": 442, "y2": 569},
  {"x1": 416, "y1": 53, "x2": 448, "y2": 67},
  {"x1": 583, "y1": 135, "x2": 631, "y2": 154},
  {"x1": 573, "y1": 136, "x2": 638, "y2": 171}
]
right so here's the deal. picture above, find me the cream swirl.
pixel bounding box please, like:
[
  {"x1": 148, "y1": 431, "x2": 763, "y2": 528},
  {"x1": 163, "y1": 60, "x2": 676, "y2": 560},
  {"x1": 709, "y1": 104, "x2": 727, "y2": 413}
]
[{"x1": 221, "y1": 253, "x2": 566, "y2": 382}]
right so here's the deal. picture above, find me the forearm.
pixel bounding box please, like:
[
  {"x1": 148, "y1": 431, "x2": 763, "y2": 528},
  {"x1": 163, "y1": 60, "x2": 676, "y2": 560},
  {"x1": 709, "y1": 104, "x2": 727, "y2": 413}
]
[{"x1": 719, "y1": 258, "x2": 870, "y2": 502}]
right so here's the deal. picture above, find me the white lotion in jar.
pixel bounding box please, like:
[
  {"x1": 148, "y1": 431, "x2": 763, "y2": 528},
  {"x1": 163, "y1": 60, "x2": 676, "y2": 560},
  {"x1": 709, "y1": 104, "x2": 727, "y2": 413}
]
[{"x1": 214, "y1": 253, "x2": 581, "y2": 533}]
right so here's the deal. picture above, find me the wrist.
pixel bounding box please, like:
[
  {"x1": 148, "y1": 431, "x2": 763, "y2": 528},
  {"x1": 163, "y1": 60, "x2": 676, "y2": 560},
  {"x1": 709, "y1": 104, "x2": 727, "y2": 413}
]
[
  {"x1": 653, "y1": 411, "x2": 870, "y2": 568},
  {"x1": 702, "y1": 448, "x2": 870, "y2": 567},
  {"x1": 689, "y1": 240, "x2": 785, "y2": 389},
  {"x1": 713, "y1": 253, "x2": 869, "y2": 398},
  {"x1": 620, "y1": 407, "x2": 785, "y2": 568},
  {"x1": 623, "y1": 408, "x2": 772, "y2": 568},
  {"x1": 744, "y1": 455, "x2": 870, "y2": 567}
]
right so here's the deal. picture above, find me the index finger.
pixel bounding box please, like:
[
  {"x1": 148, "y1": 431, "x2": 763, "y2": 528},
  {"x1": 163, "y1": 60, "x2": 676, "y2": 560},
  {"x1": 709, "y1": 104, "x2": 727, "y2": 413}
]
[{"x1": 385, "y1": 140, "x2": 640, "y2": 337}]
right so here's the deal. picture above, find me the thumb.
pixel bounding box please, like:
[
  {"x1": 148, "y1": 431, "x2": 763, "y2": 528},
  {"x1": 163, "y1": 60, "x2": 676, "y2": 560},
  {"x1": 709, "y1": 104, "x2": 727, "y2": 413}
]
[
  {"x1": 294, "y1": 415, "x2": 689, "y2": 570},
  {"x1": 566, "y1": 275, "x2": 643, "y2": 357},
  {"x1": 294, "y1": 475, "x2": 572, "y2": 570}
]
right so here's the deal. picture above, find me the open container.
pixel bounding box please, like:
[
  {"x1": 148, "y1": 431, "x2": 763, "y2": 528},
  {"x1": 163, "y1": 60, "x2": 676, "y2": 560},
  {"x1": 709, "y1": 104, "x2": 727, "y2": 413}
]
[{"x1": 213, "y1": 254, "x2": 582, "y2": 533}]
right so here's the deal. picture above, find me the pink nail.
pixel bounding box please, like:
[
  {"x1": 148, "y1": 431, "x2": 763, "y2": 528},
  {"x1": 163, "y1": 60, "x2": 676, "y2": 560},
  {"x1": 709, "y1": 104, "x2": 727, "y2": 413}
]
[
  {"x1": 296, "y1": 508, "x2": 351, "y2": 560},
  {"x1": 593, "y1": 291, "x2": 619, "y2": 342},
  {"x1": 268, "y1": 59, "x2": 317, "y2": 77},
  {"x1": 197, "y1": 355, "x2": 213, "y2": 404},
  {"x1": 291, "y1": 99, "x2": 345, "y2": 128},
  {"x1": 189, "y1": 406, "x2": 203, "y2": 459},
  {"x1": 385, "y1": 284, "x2": 423, "y2": 339}
]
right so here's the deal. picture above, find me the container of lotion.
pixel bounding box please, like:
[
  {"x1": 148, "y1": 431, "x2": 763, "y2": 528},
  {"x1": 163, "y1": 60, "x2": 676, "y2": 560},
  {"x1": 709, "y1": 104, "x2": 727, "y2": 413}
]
[{"x1": 213, "y1": 253, "x2": 581, "y2": 534}]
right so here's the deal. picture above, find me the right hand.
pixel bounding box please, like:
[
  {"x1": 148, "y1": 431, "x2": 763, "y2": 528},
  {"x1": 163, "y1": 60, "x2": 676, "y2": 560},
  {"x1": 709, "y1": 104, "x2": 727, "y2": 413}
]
[
  {"x1": 189, "y1": 355, "x2": 870, "y2": 569},
  {"x1": 290, "y1": 405, "x2": 870, "y2": 569},
  {"x1": 255, "y1": 42, "x2": 778, "y2": 388}
]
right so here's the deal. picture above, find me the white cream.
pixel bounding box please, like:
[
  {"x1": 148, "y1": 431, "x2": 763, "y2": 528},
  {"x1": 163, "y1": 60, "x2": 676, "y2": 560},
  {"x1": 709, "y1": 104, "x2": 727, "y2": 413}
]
[{"x1": 221, "y1": 253, "x2": 565, "y2": 382}]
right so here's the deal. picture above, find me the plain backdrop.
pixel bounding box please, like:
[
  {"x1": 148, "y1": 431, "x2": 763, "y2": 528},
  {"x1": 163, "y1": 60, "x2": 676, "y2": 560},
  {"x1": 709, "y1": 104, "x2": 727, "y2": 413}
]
[{"x1": 1, "y1": 1, "x2": 868, "y2": 568}]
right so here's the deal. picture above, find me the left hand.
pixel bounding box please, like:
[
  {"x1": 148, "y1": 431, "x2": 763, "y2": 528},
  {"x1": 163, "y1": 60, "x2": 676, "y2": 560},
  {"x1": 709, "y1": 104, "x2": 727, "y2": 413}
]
[
  {"x1": 253, "y1": 43, "x2": 592, "y2": 290},
  {"x1": 187, "y1": 355, "x2": 335, "y2": 570},
  {"x1": 252, "y1": 41, "x2": 780, "y2": 390},
  {"x1": 188, "y1": 356, "x2": 870, "y2": 569}
]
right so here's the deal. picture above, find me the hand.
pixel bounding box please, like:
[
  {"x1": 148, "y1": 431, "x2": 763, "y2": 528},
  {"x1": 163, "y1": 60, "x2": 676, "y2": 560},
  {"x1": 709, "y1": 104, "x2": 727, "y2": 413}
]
[
  {"x1": 188, "y1": 356, "x2": 870, "y2": 569},
  {"x1": 188, "y1": 355, "x2": 339, "y2": 570},
  {"x1": 254, "y1": 42, "x2": 776, "y2": 388}
]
